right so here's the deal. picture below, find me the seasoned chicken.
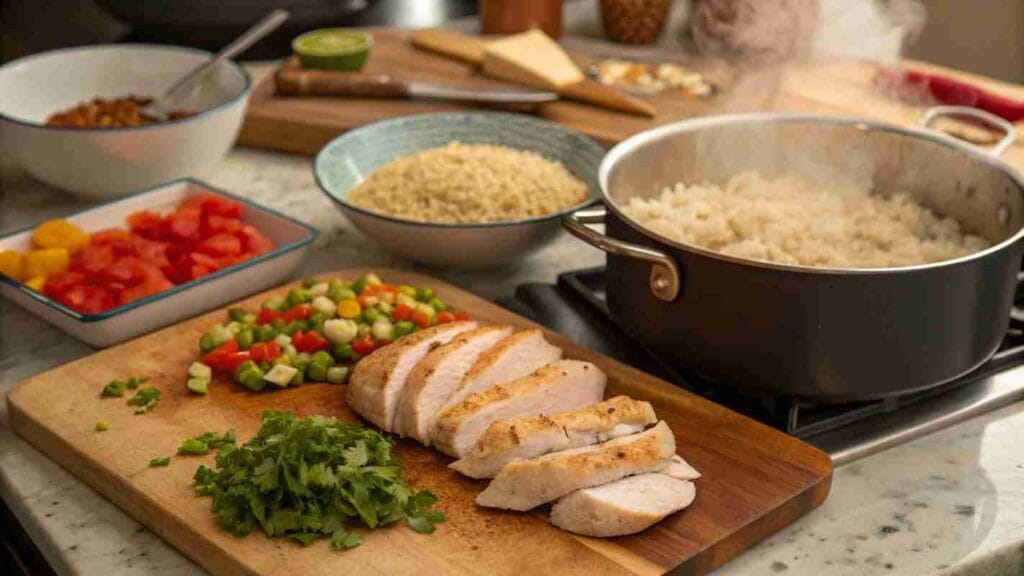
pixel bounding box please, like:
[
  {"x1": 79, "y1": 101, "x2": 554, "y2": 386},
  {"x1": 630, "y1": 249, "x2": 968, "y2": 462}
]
[
  {"x1": 394, "y1": 325, "x2": 513, "y2": 443},
  {"x1": 440, "y1": 329, "x2": 563, "y2": 413},
  {"x1": 450, "y1": 396, "x2": 657, "y2": 479},
  {"x1": 346, "y1": 321, "x2": 477, "y2": 430},
  {"x1": 431, "y1": 360, "x2": 606, "y2": 458},
  {"x1": 476, "y1": 421, "x2": 676, "y2": 511},
  {"x1": 549, "y1": 473, "x2": 696, "y2": 537}
]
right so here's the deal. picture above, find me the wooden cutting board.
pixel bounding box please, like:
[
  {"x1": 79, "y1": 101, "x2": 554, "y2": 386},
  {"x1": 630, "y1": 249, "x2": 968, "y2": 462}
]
[
  {"x1": 239, "y1": 27, "x2": 1024, "y2": 168},
  {"x1": 8, "y1": 268, "x2": 832, "y2": 576}
]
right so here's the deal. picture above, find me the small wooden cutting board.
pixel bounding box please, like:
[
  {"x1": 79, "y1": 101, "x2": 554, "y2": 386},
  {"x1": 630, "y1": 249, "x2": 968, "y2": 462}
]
[{"x1": 8, "y1": 268, "x2": 832, "y2": 576}]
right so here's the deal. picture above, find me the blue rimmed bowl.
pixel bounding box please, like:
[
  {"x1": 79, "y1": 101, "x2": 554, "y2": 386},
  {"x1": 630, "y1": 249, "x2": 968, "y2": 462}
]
[
  {"x1": 0, "y1": 45, "x2": 251, "y2": 199},
  {"x1": 0, "y1": 179, "x2": 317, "y2": 347},
  {"x1": 314, "y1": 112, "x2": 604, "y2": 268}
]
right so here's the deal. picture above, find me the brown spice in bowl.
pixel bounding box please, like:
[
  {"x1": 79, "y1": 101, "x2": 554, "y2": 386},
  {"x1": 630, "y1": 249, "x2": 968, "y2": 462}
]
[{"x1": 45, "y1": 96, "x2": 194, "y2": 128}]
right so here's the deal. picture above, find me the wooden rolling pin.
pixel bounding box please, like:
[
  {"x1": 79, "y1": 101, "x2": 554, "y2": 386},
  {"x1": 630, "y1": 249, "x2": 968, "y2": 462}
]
[{"x1": 410, "y1": 28, "x2": 657, "y2": 117}]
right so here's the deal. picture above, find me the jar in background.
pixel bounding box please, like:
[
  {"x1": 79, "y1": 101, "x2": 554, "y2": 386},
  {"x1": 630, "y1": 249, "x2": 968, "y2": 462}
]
[{"x1": 479, "y1": 0, "x2": 564, "y2": 39}]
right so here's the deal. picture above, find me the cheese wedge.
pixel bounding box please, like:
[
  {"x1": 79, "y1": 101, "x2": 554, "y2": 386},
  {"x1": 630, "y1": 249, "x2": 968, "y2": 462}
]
[{"x1": 482, "y1": 30, "x2": 584, "y2": 90}]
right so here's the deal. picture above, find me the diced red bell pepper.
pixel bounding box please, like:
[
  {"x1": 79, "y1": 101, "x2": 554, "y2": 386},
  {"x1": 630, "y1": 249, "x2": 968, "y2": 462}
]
[
  {"x1": 256, "y1": 308, "x2": 283, "y2": 325},
  {"x1": 392, "y1": 303, "x2": 413, "y2": 322},
  {"x1": 352, "y1": 334, "x2": 376, "y2": 356},
  {"x1": 293, "y1": 330, "x2": 329, "y2": 353},
  {"x1": 197, "y1": 233, "x2": 242, "y2": 257},
  {"x1": 204, "y1": 339, "x2": 244, "y2": 373},
  {"x1": 411, "y1": 308, "x2": 432, "y2": 328},
  {"x1": 283, "y1": 304, "x2": 312, "y2": 321},
  {"x1": 435, "y1": 311, "x2": 455, "y2": 324},
  {"x1": 249, "y1": 342, "x2": 282, "y2": 363}
]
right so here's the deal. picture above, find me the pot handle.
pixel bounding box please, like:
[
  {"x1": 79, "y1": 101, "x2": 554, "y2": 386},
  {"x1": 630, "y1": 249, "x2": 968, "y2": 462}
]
[
  {"x1": 918, "y1": 105, "x2": 1017, "y2": 157},
  {"x1": 1012, "y1": 272, "x2": 1024, "y2": 323},
  {"x1": 563, "y1": 205, "x2": 681, "y2": 301}
]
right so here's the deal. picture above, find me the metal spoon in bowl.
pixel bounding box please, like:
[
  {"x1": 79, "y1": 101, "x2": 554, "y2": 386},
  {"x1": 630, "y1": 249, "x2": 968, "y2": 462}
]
[{"x1": 142, "y1": 9, "x2": 290, "y2": 121}]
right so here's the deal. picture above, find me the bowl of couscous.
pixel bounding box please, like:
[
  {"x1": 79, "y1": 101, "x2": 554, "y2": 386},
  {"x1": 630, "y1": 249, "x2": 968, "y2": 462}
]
[{"x1": 313, "y1": 112, "x2": 603, "y2": 268}]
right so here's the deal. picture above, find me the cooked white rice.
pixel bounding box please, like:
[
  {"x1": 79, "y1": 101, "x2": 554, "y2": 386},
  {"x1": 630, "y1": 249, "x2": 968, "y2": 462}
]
[
  {"x1": 347, "y1": 142, "x2": 588, "y2": 224},
  {"x1": 622, "y1": 172, "x2": 991, "y2": 268}
]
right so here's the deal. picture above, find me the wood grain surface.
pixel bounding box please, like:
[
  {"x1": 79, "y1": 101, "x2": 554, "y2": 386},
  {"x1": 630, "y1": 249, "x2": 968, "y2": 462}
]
[
  {"x1": 8, "y1": 268, "x2": 832, "y2": 576},
  {"x1": 239, "y1": 28, "x2": 1024, "y2": 172}
]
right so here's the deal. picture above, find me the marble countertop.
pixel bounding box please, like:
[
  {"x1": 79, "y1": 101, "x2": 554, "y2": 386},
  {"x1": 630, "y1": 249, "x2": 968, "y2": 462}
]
[{"x1": 2, "y1": 105, "x2": 1024, "y2": 576}]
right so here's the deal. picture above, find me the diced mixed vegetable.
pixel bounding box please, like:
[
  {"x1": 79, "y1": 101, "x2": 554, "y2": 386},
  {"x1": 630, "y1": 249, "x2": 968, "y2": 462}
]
[
  {"x1": 192, "y1": 273, "x2": 468, "y2": 392},
  {"x1": 0, "y1": 194, "x2": 276, "y2": 315}
]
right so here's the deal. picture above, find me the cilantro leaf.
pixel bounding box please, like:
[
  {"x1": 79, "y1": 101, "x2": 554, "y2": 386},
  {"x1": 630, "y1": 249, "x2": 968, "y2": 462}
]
[{"x1": 127, "y1": 386, "x2": 160, "y2": 414}]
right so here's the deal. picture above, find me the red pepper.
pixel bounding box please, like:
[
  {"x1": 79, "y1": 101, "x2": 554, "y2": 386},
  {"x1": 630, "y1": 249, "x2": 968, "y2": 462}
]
[
  {"x1": 203, "y1": 339, "x2": 238, "y2": 370},
  {"x1": 256, "y1": 308, "x2": 282, "y2": 325},
  {"x1": 352, "y1": 334, "x2": 376, "y2": 356},
  {"x1": 887, "y1": 68, "x2": 1024, "y2": 122},
  {"x1": 435, "y1": 311, "x2": 455, "y2": 324},
  {"x1": 452, "y1": 311, "x2": 470, "y2": 322},
  {"x1": 250, "y1": 342, "x2": 282, "y2": 363},
  {"x1": 284, "y1": 304, "x2": 312, "y2": 321},
  {"x1": 219, "y1": 352, "x2": 252, "y2": 373},
  {"x1": 293, "y1": 330, "x2": 329, "y2": 353},
  {"x1": 393, "y1": 303, "x2": 414, "y2": 321},
  {"x1": 411, "y1": 308, "x2": 432, "y2": 328}
]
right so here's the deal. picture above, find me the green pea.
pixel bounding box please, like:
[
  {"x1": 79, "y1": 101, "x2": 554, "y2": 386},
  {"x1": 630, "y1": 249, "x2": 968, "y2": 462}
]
[
  {"x1": 332, "y1": 342, "x2": 355, "y2": 361},
  {"x1": 415, "y1": 287, "x2": 435, "y2": 302},
  {"x1": 351, "y1": 277, "x2": 368, "y2": 295},
  {"x1": 429, "y1": 297, "x2": 447, "y2": 312},
  {"x1": 256, "y1": 325, "x2": 277, "y2": 342},
  {"x1": 362, "y1": 308, "x2": 380, "y2": 323},
  {"x1": 287, "y1": 288, "x2": 312, "y2": 308},
  {"x1": 393, "y1": 321, "x2": 417, "y2": 339},
  {"x1": 235, "y1": 329, "x2": 254, "y2": 350},
  {"x1": 327, "y1": 285, "x2": 356, "y2": 303}
]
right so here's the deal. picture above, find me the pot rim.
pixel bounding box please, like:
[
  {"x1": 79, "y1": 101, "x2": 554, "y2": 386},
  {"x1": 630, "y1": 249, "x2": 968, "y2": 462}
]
[{"x1": 599, "y1": 111, "x2": 1024, "y2": 275}]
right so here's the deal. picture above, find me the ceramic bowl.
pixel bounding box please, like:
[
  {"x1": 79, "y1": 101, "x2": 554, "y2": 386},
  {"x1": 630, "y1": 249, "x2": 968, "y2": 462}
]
[
  {"x1": 0, "y1": 45, "x2": 251, "y2": 199},
  {"x1": 314, "y1": 112, "x2": 604, "y2": 269},
  {"x1": 0, "y1": 179, "x2": 317, "y2": 347}
]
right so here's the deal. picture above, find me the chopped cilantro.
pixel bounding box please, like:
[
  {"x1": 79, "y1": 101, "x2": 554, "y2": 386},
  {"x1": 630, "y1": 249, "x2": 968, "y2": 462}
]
[
  {"x1": 101, "y1": 380, "x2": 126, "y2": 397},
  {"x1": 150, "y1": 457, "x2": 171, "y2": 467},
  {"x1": 193, "y1": 410, "x2": 443, "y2": 549},
  {"x1": 127, "y1": 386, "x2": 160, "y2": 414},
  {"x1": 178, "y1": 430, "x2": 235, "y2": 456},
  {"x1": 126, "y1": 375, "x2": 149, "y2": 390}
]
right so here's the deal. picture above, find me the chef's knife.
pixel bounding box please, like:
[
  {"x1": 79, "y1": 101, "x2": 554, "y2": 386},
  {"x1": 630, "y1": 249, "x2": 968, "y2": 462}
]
[
  {"x1": 410, "y1": 28, "x2": 657, "y2": 118},
  {"x1": 275, "y1": 68, "x2": 558, "y2": 105}
]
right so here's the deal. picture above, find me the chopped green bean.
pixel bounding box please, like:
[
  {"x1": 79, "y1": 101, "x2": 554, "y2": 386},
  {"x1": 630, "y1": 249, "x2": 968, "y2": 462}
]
[{"x1": 149, "y1": 457, "x2": 171, "y2": 467}]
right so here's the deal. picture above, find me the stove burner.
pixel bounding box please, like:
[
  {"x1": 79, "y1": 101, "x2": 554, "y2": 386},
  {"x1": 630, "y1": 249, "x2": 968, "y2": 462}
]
[{"x1": 498, "y1": 267, "x2": 1024, "y2": 463}]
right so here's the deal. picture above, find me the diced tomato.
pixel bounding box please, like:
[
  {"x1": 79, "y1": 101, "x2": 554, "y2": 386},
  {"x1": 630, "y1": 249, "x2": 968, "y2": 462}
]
[
  {"x1": 170, "y1": 213, "x2": 201, "y2": 242},
  {"x1": 197, "y1": 233, "x2": 242, "y2": 257},
  {"x1": 119, "y1": 268, "x2": 173, "y2": 304},
  {"x1": 238, "y1": 226, "x2": 274, "y2": 255},
  {"x1": 58, "y1": 285, "x2": 116, "y2": 315},
  {"x1": 352, "y1": 334, "x2": 376, "y2": 356},
  {"x1": 90, "y1": 228, "x2": 132, "y2": 246},
  {"x1": 357, "y1": 294, "x2": 378, "y2": 308},
  {"x1": 250, "y1": 342, "x2": 282, "y2": 363},
  {"x1": 127, "y1": 211, "x2": 169, "y2": 240},
  {"x1": 293, "y1": 330, "x2": 329, "y2": 353},
  {"x1": 411, "y1": 309, "x2": 432, "y2": 328},
  {"x1": 131, "y1": 237, "x2": 170, "y2": 269},
  {"x1": 202, "y1": 195, "x2": 242, "y2": 218},
  {"x1": 364, "y1": 284, "x2": 398, "y2": 295},
  {"x1": 102, "y1": 257, "x2": 150, "y2": 285},
  {"x1": 392, "y1": 303, "x2": 413, "y2": 321},
  {"x1": 256, "y1": 308, "x2": 283, "y2": 325},
  {"x1": 204, "y1": 340, "x2": 249, "y2": 373},
  {"x1": 283, "y1": 304, "x2": 312, "y2": 321},
  {"x1": 204, "y1": 215, "x2": 243, "y2": 235},
  {"x1": 435, "y1": 311, "x2": 455, "y2": 324},
  {"x1": 70, "y1": 244, "x2": 115, "y2": 274},
  {"x1": 43, "y1": 271, "x2": 86, "y2": 297},
  {"x1": 452, "y1": 311, "x2": 470, "y2": 322}
]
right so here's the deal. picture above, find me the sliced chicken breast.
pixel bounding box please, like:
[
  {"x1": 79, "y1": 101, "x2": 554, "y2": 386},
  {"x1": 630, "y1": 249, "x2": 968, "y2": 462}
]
[
  {"x1": 549, "y1": 474, "x2": 696, "y2": 537},
  {"x1": 450, "y1": 396, "x2": 657, "y2": 479},
  {"x1": 665, "y1": 455, "x2": 701, "y2": 481},
  {"x1": 476, "y1": 421, "x2": 676, "y2": 511},
  {"x1": 394, "y1": 325, "x2": 513, "y2": 443},
  {"x1": 440, "y1": 329, "x2": 563, "y2": 413},
  {"x1": 431, "y1": 360, "x2": 606, "y2": 458},
  {"x1": 346, "y1": 321, "x2": 477, "y2": 430}
]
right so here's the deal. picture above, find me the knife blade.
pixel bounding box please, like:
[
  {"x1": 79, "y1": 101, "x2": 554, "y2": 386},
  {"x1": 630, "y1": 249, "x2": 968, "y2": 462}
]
[{"x1": 275, "y1": 68, "x2": 558, "y2": 105}]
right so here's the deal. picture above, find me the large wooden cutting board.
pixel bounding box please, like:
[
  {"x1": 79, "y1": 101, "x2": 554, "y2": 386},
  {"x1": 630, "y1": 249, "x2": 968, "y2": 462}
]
[
  {"x1": 239, "y1": 27, "x2": 1024, "y2": 170},
  {"x1": 8, "y1": 268, "x2": 832, "y2": 576}
]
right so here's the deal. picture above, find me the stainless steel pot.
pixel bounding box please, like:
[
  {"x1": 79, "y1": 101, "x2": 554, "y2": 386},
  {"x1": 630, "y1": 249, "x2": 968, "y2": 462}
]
[{"x1": 564, "y1": 106, "x2": 1024, "y2": 401}]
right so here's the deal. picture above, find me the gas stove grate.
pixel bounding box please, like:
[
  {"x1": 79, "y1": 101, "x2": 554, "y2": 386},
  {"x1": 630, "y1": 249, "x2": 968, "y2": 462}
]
[{"x1": 501, "y1": 267, "x2": 1024, "y2": 441}]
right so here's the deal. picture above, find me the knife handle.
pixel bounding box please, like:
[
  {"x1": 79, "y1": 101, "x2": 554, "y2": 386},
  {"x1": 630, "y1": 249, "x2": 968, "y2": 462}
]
[
  {"x1": 275, "y1": 69, "x2": 410, "y2": 98},
  {"x1": 410, "y1": 28, "x2": 486, "y2": 65}
]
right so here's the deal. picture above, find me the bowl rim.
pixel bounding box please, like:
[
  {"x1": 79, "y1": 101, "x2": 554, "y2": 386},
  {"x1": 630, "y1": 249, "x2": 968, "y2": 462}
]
[
  {"x1": 312, "y1": 111, "x2": 604, "y2": 229},
  {"x1": 0, "y1": 43, "x2": 252, "y2": 133},
  {"x1": 0, "y1": 177, "x2": 318, "y2": 323}
]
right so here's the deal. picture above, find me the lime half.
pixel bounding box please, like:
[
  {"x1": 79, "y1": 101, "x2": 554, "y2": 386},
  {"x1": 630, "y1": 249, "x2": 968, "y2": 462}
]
[{"x1": 293, "y1": 29, "x2": 373, "y2": 71}]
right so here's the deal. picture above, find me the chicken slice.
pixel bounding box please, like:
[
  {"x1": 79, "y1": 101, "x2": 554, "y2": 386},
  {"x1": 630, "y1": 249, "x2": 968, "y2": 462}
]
[
  {"x1": 450, "y1": 396, "x2": 657, "y2": 479},
  {"x1": 476, "y1": 421, "x2": 676, "y2": 511},
  {"x1": 549, "y1": 474, "x2": 696, "y2": 537},
  {"x1": 394, "y1": 325, "x2": 513, "y2": 443},
  {"x1": 440, "y1": 329, "x2": 563, "y2": 413},
  {"x1": 431, "y1": 360, "x2": 606, "y2": 458},
  {"x1": 346, "y1": 321, "x2": 477, "y2": 430}
]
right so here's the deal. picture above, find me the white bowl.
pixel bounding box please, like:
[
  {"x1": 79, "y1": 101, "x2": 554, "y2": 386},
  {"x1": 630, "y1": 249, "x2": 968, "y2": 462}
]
[
  {"x1": 314, "y1": 112, "x2": 604, "y2": 269},
  {"x1": 0, "y1": 45, "x2": 251, "y2": 198},
  {"x1": 0, "y1": 179, "x2": 317, "y2": 347}
]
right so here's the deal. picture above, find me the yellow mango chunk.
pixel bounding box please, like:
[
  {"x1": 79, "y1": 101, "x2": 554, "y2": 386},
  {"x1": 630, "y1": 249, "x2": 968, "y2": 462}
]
[
  {"x1": 23, "y1": 248, "x2": 70, "y2": 278},
  {"x1": 32, "y1": 219, "x2": 89, "y2": 253},
  {"x1": 25, "y1": 276, "x2": 46, "y2": 291},
  {"x1": 0, "y1": 250, "x2": 24, "y2": 281}
]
